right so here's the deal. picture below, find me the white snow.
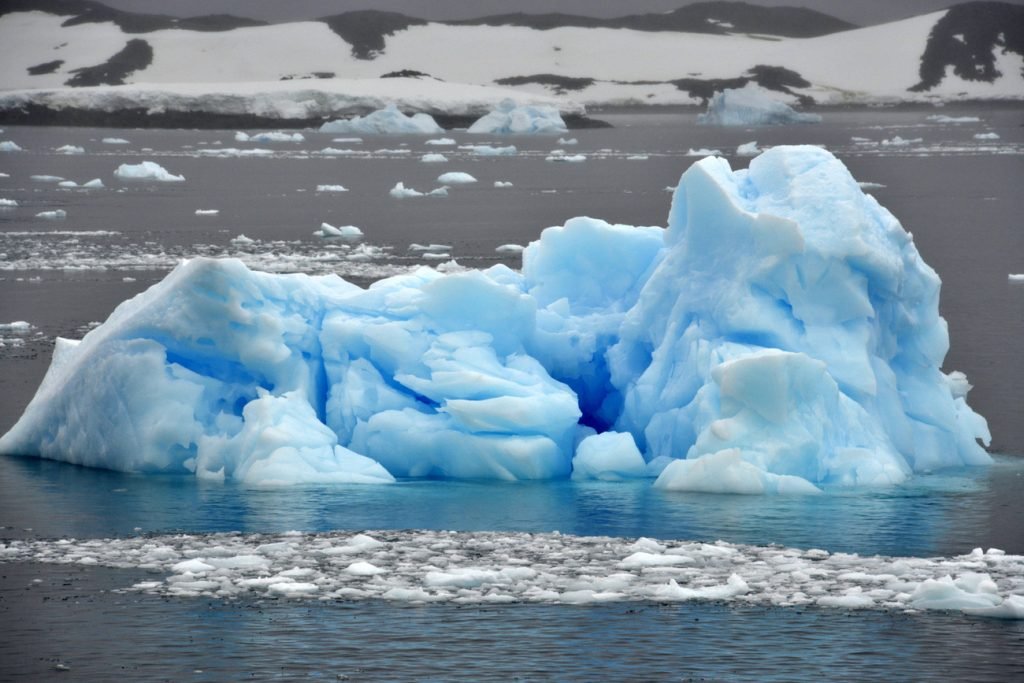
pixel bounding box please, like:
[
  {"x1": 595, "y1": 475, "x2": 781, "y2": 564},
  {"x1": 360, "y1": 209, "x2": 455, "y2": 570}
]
[{"x1": 114, "y1": 161, "x2": 184, "y2": 182}]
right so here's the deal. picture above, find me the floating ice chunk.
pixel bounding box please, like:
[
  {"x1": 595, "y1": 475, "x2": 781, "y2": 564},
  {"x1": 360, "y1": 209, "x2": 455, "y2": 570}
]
[
  {"x1": 314, "y1": 223, "x2": 363, "y2": 240},
  {"x1": 58, "y1": 180, "x2": 78, "y2": 188},
  {"x1": 332, "y1": 137, "x2": 363, "y2": 143},
  {"x1": 35, "y1": 210, "x2": 67, "y2": 220},
  {"x1": 0, "y1": 198, "x2": 17, "y2": 207},
  {"x1": 101, "y1": 137, "x2": 130, "y2": 144},
  {"x1": 314, "y1": 147, "x2": 359, "y2": 156},
  {"x1": 926, "y1": 115, "x2": 980, "y2": 123},
  {"x1": 346, "y1": 561, "x2": 386, "y2": 576},
  {"x1": 698, "y1": 83, "x2": 821, "y2": 126},
  {"x1": 230, "y1": 234, "x2": 255, "y2": 245},
  {"x1": 493, "y1": 181, "x2": 513, "y2": 188},
  {"x1": 437, "y1": 171, "x2": 476, "y2": 184},
  {"x1": 857, "y1": 181, "x2": 886, "y2": 190},
  {"x1": 408, "y1": 243, "x2": 452, "y2": 252},
  {"x1": 320, "y1": 104, "x2": 443, "y2": 135},
  {"x1": 421, "y1": 252, "x2": 450, "y2": 260},
  {"x1": 235, "y1": 131, "x2": 304, "y2": 143},
  {"x1": 31, "y1": 175, "x2": 63, "y2": 183},
  {"x1": 460, "y1": 144, "x2": 517, "y2": 156},
  {"x1": 315, "y1": 184, "x2": 349, "y2": 192},
  {"x1": 654, "y1": 448, "x2": 823, "y2": 494},
  {"x1": 686, "y1": 147, "x2": 721, "y2": 156},
  {"x1": 195, "y1": 209, "x2": 220, "y2": 216},
  {"x1": 881, "y1": 136, "x2": 923, "y2": 146},
  {"x1": 82, "y1": 178, "x2": 104, "y2": 189},
  {"x1": 420, "y1": 153, "x2": 448, "y2": 163},
  {"x1": 195, "y1": 147, "x2": 274, "y2": 158},
  {"x1": 468, "y1": 98, "x2": 568, "y2": 135},
  {"x1": 1009, "y1": 274, "x2": 1024, "y2": 282},
  {"x1": 545, "y1": 154, "x2": 586, "y2": 162},
  {"x1": 495, "y1": 244, "x2": 524, "y2": 254},
  {"x1": 0, "y1": 141, "x2": 22, "y2": 152},
  {"x1": 115, "y1": 161, "x2": 184, "y2": 182},
  {"x1": 389, "y1": 182, "x2": 447, "y2": 198},
  {"x1": 55, "y1": 145, "x2": 84, "y2": 154},
  {"x1": 974, "y1": 132, "x2": 1000, "y2": 140},
  {"x1": 426, "y1": 137, "x2": 456, "y2": 145},
  {"x1": 626, "y1": 154, "x2": 648, "y2": 161},
  {"x1": 558, "y1": 137, "x2": 578, "y2": 145},
  {"x1": 736, "y1": 141, "x2": 761, "y2": 156},
  {"x1": 0, "y1": 321, "x2": 32, "y2": 332},
  {"x1": 572, "y1": 432, "x2": 648, "y2": 481}
]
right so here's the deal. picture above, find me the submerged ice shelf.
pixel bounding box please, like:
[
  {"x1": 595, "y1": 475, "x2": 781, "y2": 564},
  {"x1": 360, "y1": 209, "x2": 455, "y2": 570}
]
[
  {"x1": 0, "y1": 146, "x2": 991, "y2": 491},
  {"x1": 2, "y1": 529, "x2": 1021, "y2": 618}
]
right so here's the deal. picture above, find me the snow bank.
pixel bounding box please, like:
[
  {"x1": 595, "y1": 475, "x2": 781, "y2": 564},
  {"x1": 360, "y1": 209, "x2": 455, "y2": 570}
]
[
  {"x1": 467, "y1": 98, "x2": 568, "y2": 135},
  {"x1": 114, "y1": 161, "x2": 184, "y2": 182},
  {"x1": 698, "y1": 84, "x2": 821, "y2": 126},
  {"x1": 320, "y1": 104, "x2": 442, "y2": 135},
  {"x1": 0, "y1": 146, "x2": 990, "y2": 490}
]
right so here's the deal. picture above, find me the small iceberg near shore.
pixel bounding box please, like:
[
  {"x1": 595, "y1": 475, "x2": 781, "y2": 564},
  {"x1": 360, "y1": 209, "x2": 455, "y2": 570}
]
[
  {"x1": 468, "y1": 98, "x2": 568, "y2": 135},
  {"x1": 320, "y1": 104, "x2": 443, "y2": 135},
  {"x1": 0, "y1": 146, "x2": 989, "y2": 490},
  {"x1": 698, "y1": 83, "x2": 821, "y2": 126}
]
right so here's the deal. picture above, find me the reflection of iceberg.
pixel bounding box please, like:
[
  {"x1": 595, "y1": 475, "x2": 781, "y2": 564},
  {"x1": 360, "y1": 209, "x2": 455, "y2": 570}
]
[
  {"x1": 468, "y1": 98, "x2": 567, "y2": 135},
  {"x1": 698, "y1": 84, "x2": 821, "y2": 126},
  {"x1": 0, "y1": 146, "x2": 990, "y2": 490},
  {"x1": 319, "y1": 104, "x2": 442, "y2": 135}
]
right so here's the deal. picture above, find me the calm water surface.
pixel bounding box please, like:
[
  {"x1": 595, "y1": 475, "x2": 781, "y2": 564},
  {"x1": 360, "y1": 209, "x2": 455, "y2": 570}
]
[{"x1": 1, "y1": 107, "x2": 1023, "y2": 680}]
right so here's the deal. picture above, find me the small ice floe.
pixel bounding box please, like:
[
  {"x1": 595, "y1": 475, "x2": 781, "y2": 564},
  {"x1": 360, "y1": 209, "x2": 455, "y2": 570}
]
[
  {"x1": 0, "y1": 198, "x2": 17, "y2": 207},
  {"x1": 82, "y1": 178, "x2": 104, "y2": 189},
  {"x1": 31, "y1": 175, "x2": 64, "y2": 183},
  {"x1": 421, "y1": 251, "x2": 451, "y2": 260},
  {"x1": 421, "y1": 153, "x2": 448, "y2": 163},
  {"x1": 881, "y1": 136, "x2": 923, "y2": 146},
  {"x1": 437, "y1": 171, "x2": 476, "y2": 184},
  {"x1": 230, "y1": 234, "x2": 255, "y2": 246},
  {"x1": 372, "y1": 148, "x2": 412, "y2": 155},
  {"x1": 115, "y1": 161, "x2": 184, "y2": 182},
  {"x1": 858, "y1": 181, "x2": 886, "y2": 190},
  {"x1": 495, "y1": 244, "x2": 525, "y2": 254},
  {"x1": 102, "y1": 137, "x2": 130, "y2": 145},
  {"x1": 195, "y1": 209, "x2": 220, "y2": 216},
  {"x1": 545, "y1": 152, "x2": 586, "y2": 162},
  {"x1": 332, "y1": 137, "x2": 363, "y2": 143},
  {"x1": 626, "y1": 154, "x2": 649, "y2": 161},
  {"x1": 736, "y1": 141, "x2": 761, "y2": 156},
  {"x1": 315, "y1": 147, "x2": 359, "y2": 156},
  {"x1": 459, "y1": 144, "x2": 517, "y2": 156},
  {"x1": 35, "y1": 209, "x2": 67, "y2": 220},
  {"x1": 0, "y1": 141, "x2": 23, "y2": 152},
  {"x1": 493, "y1": 181, "x2": 513, "y2": 188},
  {"x1": 314, "y1": 222, "x2": 363, "y2": 240},
  {"x1": 315, "y1": 184, "x2": 349, "y2": 192},
  {"x1": 686, "y1": 147, "x2": 721, "y2": 156},
  {"x1": 0, "y1": 321, "x2": 33, "y2": 332},
  {"x1": 1009, "y1": 274, "x2": 1024, "y2": 282},
  {"x1": 425, "y1": 137, "x2": 456, "y2": 146},
  {"x1": 974, "y1": 132, "x2": 1000, "y2": 140},
  {"x1": 55, "y1": 145, "x2": 84, "y2": 154},
  {"x1": 58, "y1": 180, "x2": 78, "y2": 188},
  {"x1": 927, "y1": 115, "x2": 980, "y2": 124},
  {"x1": 408, "y1": 243, "x2": 451, "y2": 253},
  {"x1": 558, "y1": 137, "x2": 578, "y2": 145},
  {"x1": 235, "y1": 131, "x2": 304, "y2": 143},
  {"x1": 389, "y1": 182, "x2": 447, "y2": 199}
]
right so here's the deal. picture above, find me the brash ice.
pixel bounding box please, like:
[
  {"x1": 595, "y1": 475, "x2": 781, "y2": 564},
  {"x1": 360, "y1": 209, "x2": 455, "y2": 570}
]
[{"x1": 0, "y1": 147, "x2": 991, "y2": 491}]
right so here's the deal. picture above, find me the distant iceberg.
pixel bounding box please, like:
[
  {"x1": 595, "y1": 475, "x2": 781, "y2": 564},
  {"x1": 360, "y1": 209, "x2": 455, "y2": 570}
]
[
  {"x1": 698, "y1": 83, "x2": 821, "y2": 126},
  {"x1": 468, "y1": 98, "x2": 568, "y2": 135},
  {"x1": 0, "y1": 146, "x2": 989, "y2": 490},
  {"x1": 320, "y1": 104, "x2": 443, "y2": 135},
  {"x1": 114, "y1": 161, "x2": 185, "y2": 182}
]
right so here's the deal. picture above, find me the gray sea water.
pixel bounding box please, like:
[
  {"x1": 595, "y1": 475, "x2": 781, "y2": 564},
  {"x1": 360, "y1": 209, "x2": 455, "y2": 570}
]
[{"x1": 1, "y1": 106, "x2": 1023, "y2": 680}]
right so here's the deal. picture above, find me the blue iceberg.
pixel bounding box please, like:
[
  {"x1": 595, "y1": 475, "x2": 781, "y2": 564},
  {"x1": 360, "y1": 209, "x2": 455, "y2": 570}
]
[
  {"x1": 468, "y1": 99, "x2": 568, "y2": 135},
  {"x1": 698, "y1": 83, "x2": 821, "y2": 126},
  {"x1": 319, "y1": 104, "x2": 443, "y2": 135},
  {"x1": 0, "y1": 146, "x2": 990, "y2": 490}
]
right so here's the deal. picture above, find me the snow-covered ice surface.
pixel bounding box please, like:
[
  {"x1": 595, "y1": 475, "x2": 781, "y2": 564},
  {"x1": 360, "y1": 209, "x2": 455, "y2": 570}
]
[
  {"x1": 698, "y1": 84, "x2": 822, "y2": 126},
  {"x1": 320, "y1": 104, "x2": 443, "y2": 135},
  {"x1": 0, "y1": 529, "x2": 1020, "y2": 618},
  {"x1": 468, "y1": 98, "x2": 568, "y2": 135},
  {"x1": 0, "y1": 146, "x2": 991, "y2": 490}
]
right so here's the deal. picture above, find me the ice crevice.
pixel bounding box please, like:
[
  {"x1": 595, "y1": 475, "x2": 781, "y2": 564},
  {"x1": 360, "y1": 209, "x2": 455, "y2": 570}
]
[
  {"x1": 0, "y1": 145, "x2": 991, "y2": 491},
  {"x1": 0, "y1": 530, "x2": 1021, "y2": 618}
]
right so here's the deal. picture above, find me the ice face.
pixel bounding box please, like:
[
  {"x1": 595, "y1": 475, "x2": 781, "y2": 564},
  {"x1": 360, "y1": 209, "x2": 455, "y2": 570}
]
[
  {"x1": 319, "y1": 104, "x2": 443, "y2": 135},
  {"x1": 698, "y1": 83, "x2": 822, "y2": 126},
  {"x1": 468, "y1": 98, "x2": 568, "y2": 135},
  {"x1": 0, "y1": 146, "x2": 991, "y2": 491}
]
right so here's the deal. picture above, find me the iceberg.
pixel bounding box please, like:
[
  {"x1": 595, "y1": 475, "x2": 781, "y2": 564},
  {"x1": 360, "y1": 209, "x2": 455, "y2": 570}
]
[
  {"x1": 698, "y1": 83, "x2": 821, "y2": 126},
  {"x1": 0, "y1": 146, "x2": 990, "y2": 491},
  {"x1": 115, "y1": 161, "x2": 185, "y2": 182},
  {"x1": 467, "y1": 99, "x2": 568, "y2": 135},
  {"x1": 319, "y1": 104, "x2": 443, "y2": 135}
]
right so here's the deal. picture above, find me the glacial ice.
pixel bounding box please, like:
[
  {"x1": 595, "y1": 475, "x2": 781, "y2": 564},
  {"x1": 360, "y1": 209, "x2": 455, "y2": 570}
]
[
  {"x1": 115, "y1": 161, "x2": 185, "y2": 182},
  {"x1": 235, "y1": 131, "x2": 304, "y2": 143},
  {"x1": 319, "y1": 104, "x2": 443, "y2": 135},
  {"x1": 468, "y1": 99, "x2": 568, "y2": 135},
  {"x1": 698, "y1": 83, "x2": 821, "y2": 126},
  {"x1": 437, "y1": 172, "x2": 476, "y2": 184},
  {"x1": 0, "y1": 140, "x2": 22, "y2": 152},
  {"x1": 0, "y1": 146, "x2": 991, "y2": 491}
]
